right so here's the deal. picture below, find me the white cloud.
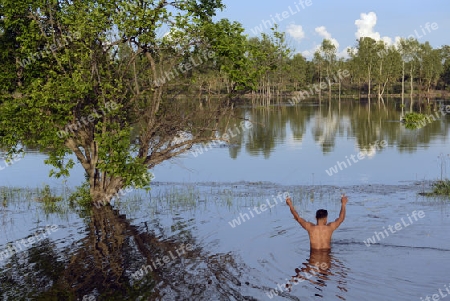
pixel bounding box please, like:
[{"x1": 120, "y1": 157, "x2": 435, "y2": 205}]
[
  {"x1": 315, "y1": 26, "x2": 339, "y2": 49},
  {"x1": 337, "y1": 46, "x2": 351, "y2": 59},
  {"x1": 300, "y1": 26, "x2": 345, "y2": 59},
  {"x1": 301, "y1": 48, "x2": 316, "y2": 58},
  {"x1": 355, "y1": 12, "x2": 380, "y2": 40},
  {"x1": 301, "y1": 46, "x2": 349, "y2": 60},
  {"x1": 354, "y1": 12, "x2": 400, "y2": 46},
  {"x1": 286, "y1": 24, "x2": 305, "y2": 42}
]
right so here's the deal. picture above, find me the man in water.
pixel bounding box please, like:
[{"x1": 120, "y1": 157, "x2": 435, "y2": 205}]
[{"x1": 286, "y1": 195, "x2": 347, "y2": 250}]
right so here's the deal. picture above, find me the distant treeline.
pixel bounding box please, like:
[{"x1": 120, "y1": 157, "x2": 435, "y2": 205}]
[{"x1": 165, "y1": 25, "x2": 450, "y2": 105}]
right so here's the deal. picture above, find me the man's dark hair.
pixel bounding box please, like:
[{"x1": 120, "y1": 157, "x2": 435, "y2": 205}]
[{"x1": 316, "y1": 209, "x2": 328, "y2": 219}]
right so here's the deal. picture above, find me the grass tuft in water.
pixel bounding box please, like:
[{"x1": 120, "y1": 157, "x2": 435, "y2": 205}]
[
  {"x1": 420, "y1": 153, "x2": 450, "y2": 198},
  {"x1": 35, "y1": 185, "x2": 70, "y2": 217},
  {"x1": 431, "y1": 180, "x2": 450, "y2": 196}
]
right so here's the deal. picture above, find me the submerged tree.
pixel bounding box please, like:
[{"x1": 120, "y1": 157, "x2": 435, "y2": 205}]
[
  {"x1": 354, "y1": 37, "x2": 380, "y2": 99},
  {"x1": 374, "y1": 43, "x2": 402, "y2": 100},
  {"x1": 0, "y1": 0, "x2": 235, "y2": 205},
  {"x1": 416, "y1": 42, "x2": 443, "y2": 95},
  {"x1": 318, "y1": 39, "x2": 337, "y2": 100},
  {"x1": 399, "y1": 38, "x2": 420, "y2": 101}
]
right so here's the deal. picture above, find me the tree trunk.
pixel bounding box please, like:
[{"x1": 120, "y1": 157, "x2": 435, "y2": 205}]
[
  {"x1": 402, "y1": 61, "x2": 405, "y2": 105},
  {"x1": 358, "y1": 78, "x2": 361, "y2": 100},
  {"x1": 338, "y1": 79, "x2": 341, "y2": 102}
]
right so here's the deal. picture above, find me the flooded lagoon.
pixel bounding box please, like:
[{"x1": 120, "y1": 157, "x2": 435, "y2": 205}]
[{"x1": 1, "y1": 99, "x2": 450, "y2": 300}]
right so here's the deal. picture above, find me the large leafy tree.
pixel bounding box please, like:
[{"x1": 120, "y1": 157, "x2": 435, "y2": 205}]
[{"x1": 0, "y1": 0, "x2": 234, "y2": 204}]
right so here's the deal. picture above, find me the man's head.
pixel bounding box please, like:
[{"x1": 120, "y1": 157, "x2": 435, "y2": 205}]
[{"x1": 316, "y1": 209, "x2": 328, "y2": 223}]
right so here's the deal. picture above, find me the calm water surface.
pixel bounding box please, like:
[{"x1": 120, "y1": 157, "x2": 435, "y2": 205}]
[{"x1": 0, "y1": 99, "x2": 449, "y2": 300}]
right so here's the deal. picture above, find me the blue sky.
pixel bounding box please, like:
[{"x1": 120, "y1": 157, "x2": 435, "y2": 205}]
[{"x1": 215, "y1": 0, "x2": 450, "y2": 58}]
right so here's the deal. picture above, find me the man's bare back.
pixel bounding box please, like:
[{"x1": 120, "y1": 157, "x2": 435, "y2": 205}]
[{"x1": 286, "y1": 195, "x2": 348, "y2": 250}]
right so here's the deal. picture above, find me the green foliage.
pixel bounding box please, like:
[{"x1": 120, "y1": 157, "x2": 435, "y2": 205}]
[
  {"x1": 67, "y1": 182, "x2": 92, "y2": 208},
  {"x1": 36, "y1": 185, "x2": 63, "y2": 203},
  {"x1": 0, "y1": 0, "x2": 226, "y2": 204},
  {"x1": 401, "y1": 112, "x2": 427, "y2": 129},
  {"x1": 202, "y1": 19, "x2": 257, "y2": 93},
  {"x1": 285, "y1": 54, "x2": 307, "y2": 90},
  {"x1": 1, "y1": 0, "x2": 449, "y2": 208},
  {"x1": 419, "y1": 153, "x2": 450, "y2": 197},
  {"x1": 431, "y1": 180, "x2": 450, "y2": 196},
  {"x1": 417, "y1": 42, "x2": 443, "y2": 92},
  {"x1": 319, "y1": 39, "x2": 337, "y2": 79},
  {"x1": 35, "y1": 185, "x2": 67, "y2": 216}
]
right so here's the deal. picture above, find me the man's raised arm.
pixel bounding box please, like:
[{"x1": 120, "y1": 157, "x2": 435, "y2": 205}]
[
  {"x1": 329, "y1": 195, "x2": 348, "y2": 230},
  {"x1": 286, "y1": 197, "x2": 314, "y2": 231}
]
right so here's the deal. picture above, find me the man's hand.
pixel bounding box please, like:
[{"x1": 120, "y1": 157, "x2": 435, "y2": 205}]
[
  {"x1": 286, "y1": 196, "x2": 313, "y2": 231},
  {"x1": 329, "y1": 195, "x2": 347, "y2": 230},
  {"x1": 286, "y1": 197, "x2": 293, "y2": 207},
  {"x1": 341, "y1": 194, "x2": 348, "y2": 206}
]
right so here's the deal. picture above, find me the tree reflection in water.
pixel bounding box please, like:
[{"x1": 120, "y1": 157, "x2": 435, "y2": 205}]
[{"x1": 0, "y1": 205, "x2": 255, "y2": 300}]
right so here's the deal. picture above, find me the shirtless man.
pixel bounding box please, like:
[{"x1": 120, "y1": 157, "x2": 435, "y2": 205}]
[{"x1": 286, "y1": 195, "x2": 347, "y2": 250}]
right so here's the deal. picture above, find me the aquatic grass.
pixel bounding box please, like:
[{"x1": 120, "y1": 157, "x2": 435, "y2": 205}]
[
  {"x1": 0, "y1": 187, "x2": 35, "y2": 234},
  {"x1": 217, "y1": 188, "x2": 234, "y2": 209},
  {"x1": 0, "y1": 186, "x2": 33, "y2": 208},
  {"x1": 0, "y1": 185, "x2": 72, "y2": 227},
  {"x1": 288, "y1": 186, "x2": 342, "y2": 216},
  {"x1": 110, "y1": 182, "x2": 344, "y2": 218},
  {"x1": 420, "y1": 154, "x2": 450, "y2": 198},
  {"x1": 121, "y1": 182, "x2": 277, "y2": 217},
  {"x1": 109, "y1": 185, "x2": 203, "y2": 218},
  {"x1": 159, "y1": 185, "x2": 200, "y2": 212},
  {"x1": 430, "y1": 180, "x2": 450, "y2": 196},
  {"x1": 33, "y1": 185, "x2": 73, "y2": 219},
  {"x1": 115, "y1": 190, "x2": 151, "y2": 216}
]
